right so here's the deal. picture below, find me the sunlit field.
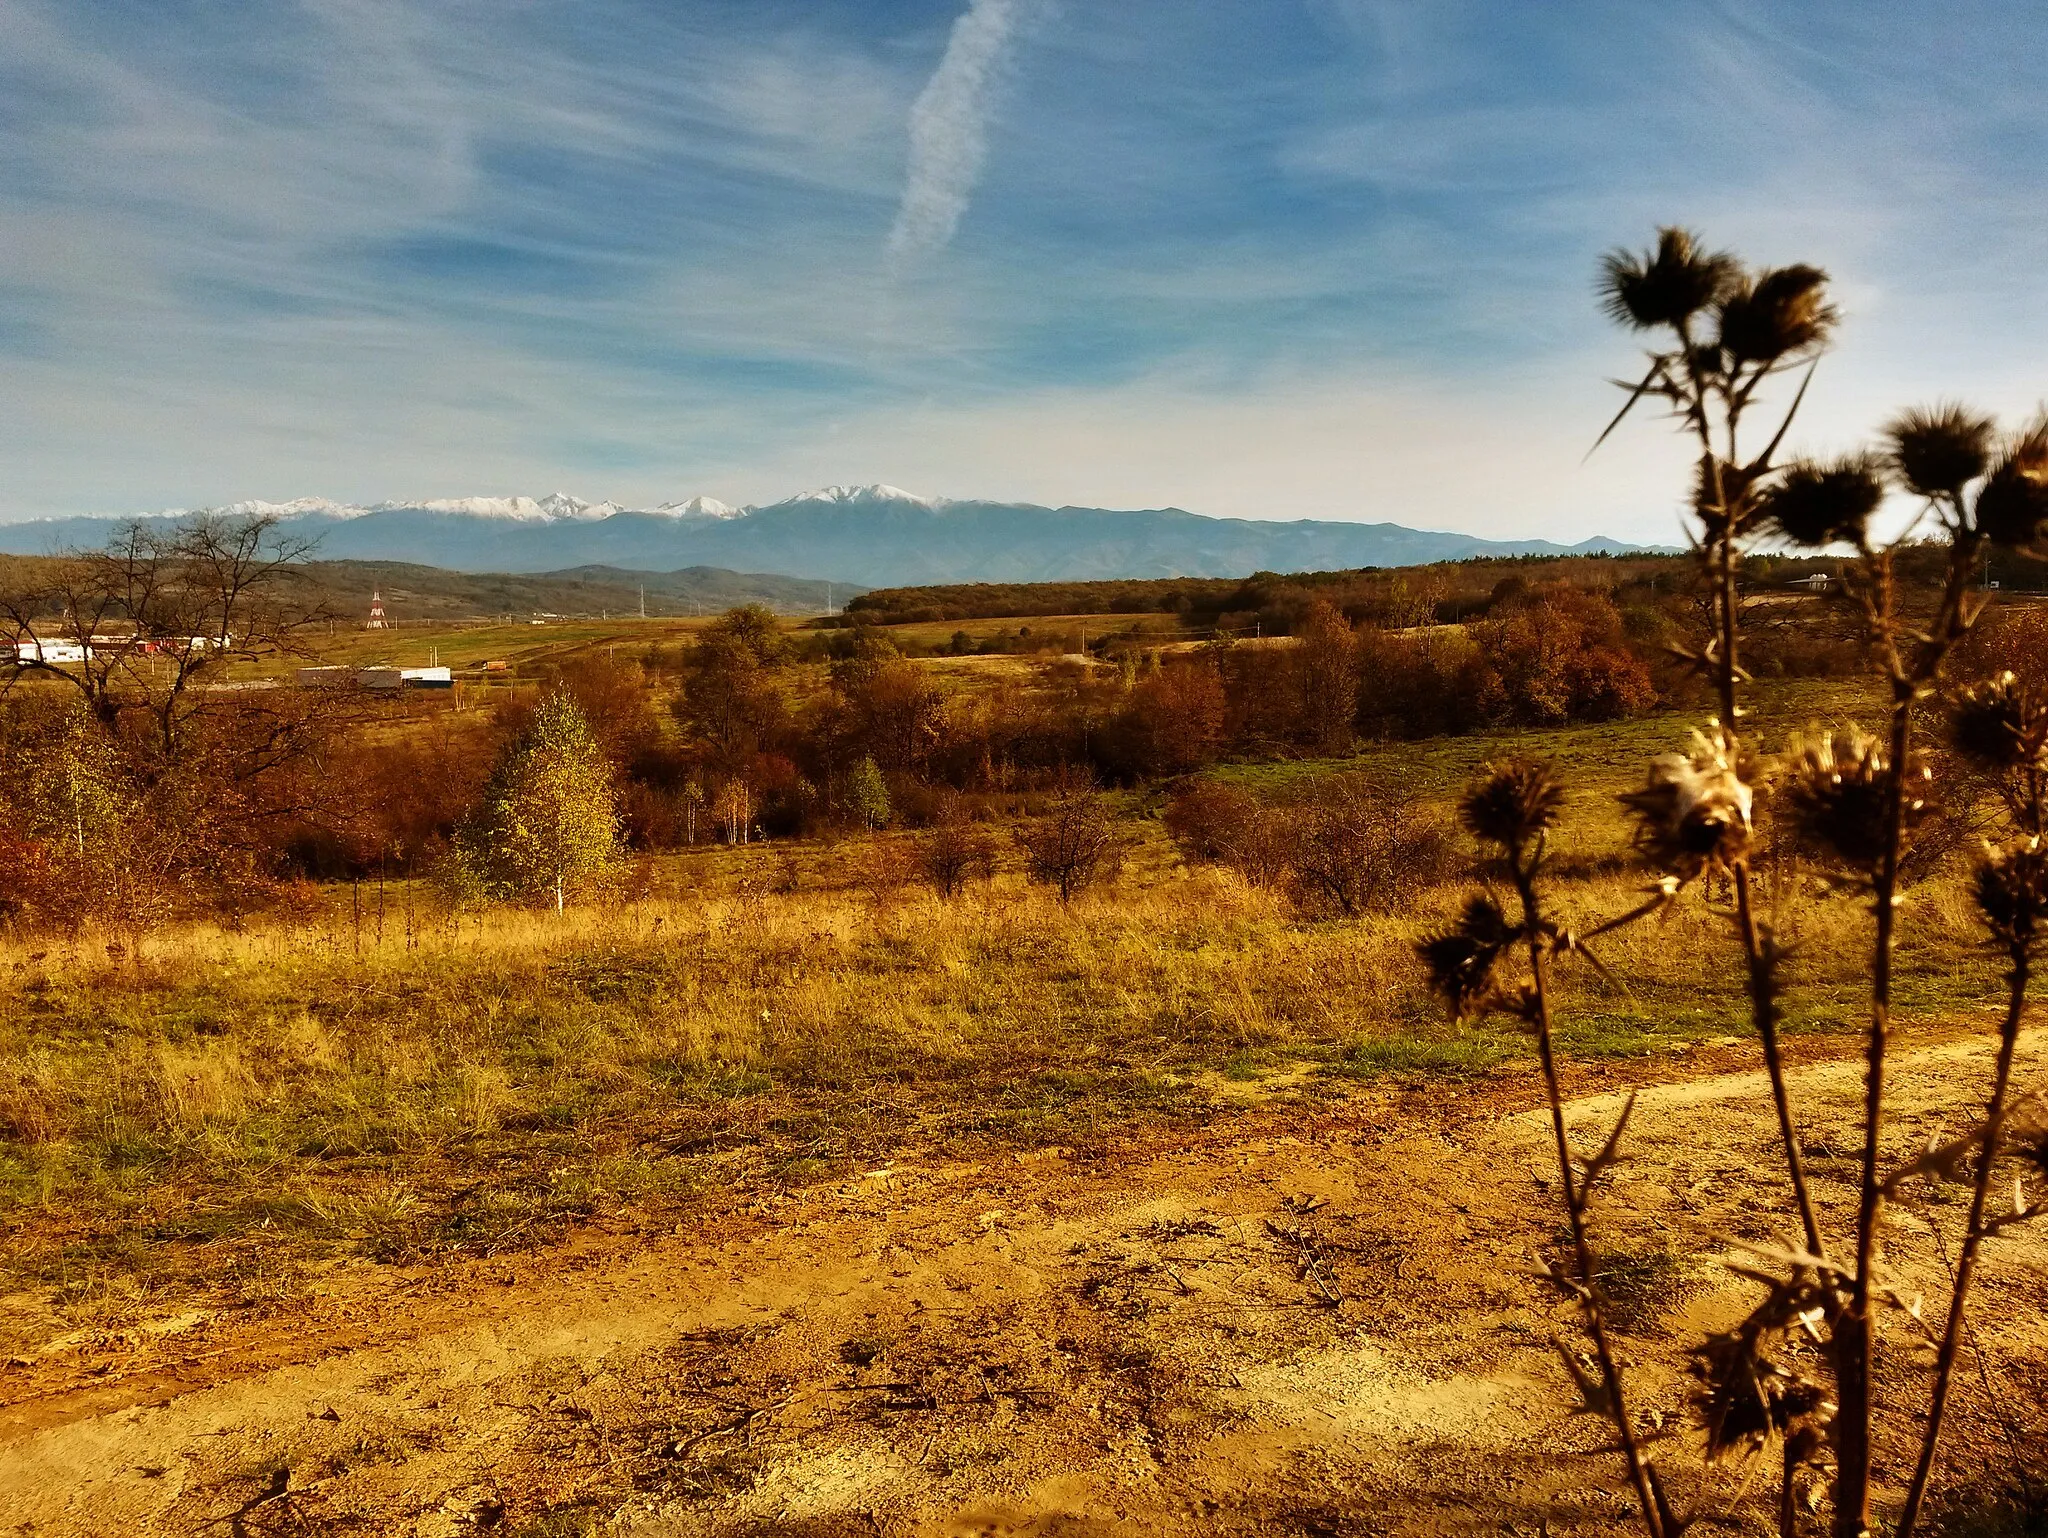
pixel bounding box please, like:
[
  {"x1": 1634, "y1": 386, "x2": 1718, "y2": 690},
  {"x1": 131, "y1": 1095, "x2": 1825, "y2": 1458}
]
[{"x1": 0, "y1": 694, "x2": 2004, "y2": 1353}]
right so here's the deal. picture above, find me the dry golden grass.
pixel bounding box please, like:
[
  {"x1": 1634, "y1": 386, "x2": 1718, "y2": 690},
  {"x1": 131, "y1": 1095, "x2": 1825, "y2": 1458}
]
[{"x1": 0, "y1": 820, "x2": 2006, "y2": 1347}]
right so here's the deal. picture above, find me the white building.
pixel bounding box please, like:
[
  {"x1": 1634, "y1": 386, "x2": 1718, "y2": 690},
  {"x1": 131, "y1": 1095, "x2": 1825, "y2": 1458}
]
[
  {"x1": 300, "y1": 665, "x2": 455, "y2": 691},
  {"x1": 12, "y1": 640, "x2": 90, "y2": 665}
]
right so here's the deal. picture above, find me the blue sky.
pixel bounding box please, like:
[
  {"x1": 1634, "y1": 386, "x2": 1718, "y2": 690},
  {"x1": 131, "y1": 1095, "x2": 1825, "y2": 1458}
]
[{"x1": 2, "y1": 0, "x2": 2043, "y2": 542}]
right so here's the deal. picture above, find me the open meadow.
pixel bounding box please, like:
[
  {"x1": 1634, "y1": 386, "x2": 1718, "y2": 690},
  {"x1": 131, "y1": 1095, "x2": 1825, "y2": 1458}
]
[
  {"x1": 9, "y1": 9, "x2": 2048, "y2": 1529},
  {"x1": 6, "y1": 473, "x2": 2048, "y2": 1536},
  {"x1": 5, "y1": 667, "x2": 2046, "y2": 1535}
]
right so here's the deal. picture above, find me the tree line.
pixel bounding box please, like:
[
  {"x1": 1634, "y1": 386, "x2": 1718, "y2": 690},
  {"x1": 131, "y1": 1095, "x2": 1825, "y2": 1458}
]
[
  {"x1": 0, "y1": 505, "x2": 1988, "y2": 929},
  {"x1": 839, "y1": 548, "x2": 1875, "y2": 632}
]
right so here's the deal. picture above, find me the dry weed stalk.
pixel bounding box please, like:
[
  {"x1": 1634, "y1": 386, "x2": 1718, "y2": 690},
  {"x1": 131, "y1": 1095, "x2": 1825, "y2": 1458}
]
[
  {"x1": 1423, "y1": 228, "x2": 2048, "y2": 1538},
  {"x1": 1436, "y1": 759, "x2": 1679, "y2": 1537}
]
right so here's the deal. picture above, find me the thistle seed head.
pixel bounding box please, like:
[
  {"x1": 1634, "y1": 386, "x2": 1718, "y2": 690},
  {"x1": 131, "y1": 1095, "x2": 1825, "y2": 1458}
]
[
  {"x1": 1695, "y1": 1337, "x2": 1836, "y2": 1457},
  {"x1": 1599, "y1": 228, "x2": 1738, "y2": 333},
  {"x1": 1716, "y1": 264, "x2": 1837, "y2": 363},
  {"x1": 1758, "y1": 456, "x2": 1884, "y2": 548},
  {"x1": 1417, "y1": 893, "x2": 1522, "y2": 1018},
  {"x1": 1973, "y1": 418, "x2": 2048, "y2": 549},
  {"x1": 1949, "y1": 671, "x2": 2045, "y2": 770},
  {"x1": 1459, "y1": 760, "x2": 1565, "y2": 851},
  {"x1": 1975, "y1": 837, "x2": 2048, "y2": 950},
  {"x1": 1621, "y1": 729, "x2": 1754, "y2": 880},
  {"x1": 1885, "y1": 402, "x2": 1995, "y2": 501},
  {"x1": 1780, "y1": 730, "x2": 1933, "y2": 871}
]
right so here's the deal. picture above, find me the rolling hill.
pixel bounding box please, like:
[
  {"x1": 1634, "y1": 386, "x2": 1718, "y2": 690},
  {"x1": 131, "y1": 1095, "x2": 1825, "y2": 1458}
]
[{"x1": 0, "y1": 485, "x2": 1669, "y2": 587}]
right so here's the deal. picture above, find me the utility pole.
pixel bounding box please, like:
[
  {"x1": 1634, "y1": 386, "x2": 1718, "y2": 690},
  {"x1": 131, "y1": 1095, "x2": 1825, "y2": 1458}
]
[{"x1": 639, "y1": 585, "x2": 646, "y2": 618}]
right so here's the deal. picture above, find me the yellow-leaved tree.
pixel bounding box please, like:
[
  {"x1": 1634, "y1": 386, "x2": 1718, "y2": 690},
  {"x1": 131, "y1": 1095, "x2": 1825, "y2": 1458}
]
[{"x1": 457, "y1": 693, "x2": 620, "y2": 913}]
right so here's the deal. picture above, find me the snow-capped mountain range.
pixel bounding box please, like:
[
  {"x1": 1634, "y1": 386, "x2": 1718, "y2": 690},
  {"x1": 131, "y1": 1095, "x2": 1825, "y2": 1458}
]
[
  {"x1": 0, "y1": 484, "x2": 1667, "y2": 587},
  {"x1": 201, "y1": 490, "x2": 748, "y2": 524},
  {"x1": 199, "y1": 485, "x2": 913, "y2": 525}
]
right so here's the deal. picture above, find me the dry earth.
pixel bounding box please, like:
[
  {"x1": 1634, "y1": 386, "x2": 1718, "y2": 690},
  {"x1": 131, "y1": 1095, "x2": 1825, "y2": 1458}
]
[{"x1": 3, "y1": 1029, "x2": 2045, "y2": 1538}]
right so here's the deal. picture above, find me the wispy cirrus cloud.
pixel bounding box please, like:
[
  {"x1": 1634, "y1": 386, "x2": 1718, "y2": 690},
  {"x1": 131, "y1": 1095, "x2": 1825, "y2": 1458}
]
[
  {"x1": 887, "y1": 0, "x2": 1041, "y2": 269},
  {"x1": 0, "y1": 0, "x2": 2043, "y2": 546}
]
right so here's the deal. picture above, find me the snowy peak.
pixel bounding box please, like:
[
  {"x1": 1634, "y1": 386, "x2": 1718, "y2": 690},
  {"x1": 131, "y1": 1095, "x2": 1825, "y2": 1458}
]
[
  {"x1": 777, "y1": 484, "x2": 938, "y2": 509},
  {"x1": 654, "y1": 495, "x2": 740, "y2": 519},
  {"x1": 211, "y1": 497, "x2": 368, "y2": 520},
  {"x1": 77, "y1": 486, "x2": 953, "y2": 527},
  {"x1": 0, "y1": 488, "x2": 1675, "y2": 588},
  {"x1": 386, "y1": 493, "x2": 620, "y2": 523},
  {"x1": 537, "y1": 491, "x2": 620, "y2": 521},
  {"x1": 393, "y1": 496, "x2": 556, "y2": 521}
]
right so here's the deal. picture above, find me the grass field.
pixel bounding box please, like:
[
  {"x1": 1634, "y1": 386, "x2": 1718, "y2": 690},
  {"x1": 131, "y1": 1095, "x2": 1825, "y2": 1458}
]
[
  {"x1": 279, "y1": 616, "x2": 715, "y2": 676},
  {"x1": 5, "y1": 668, "x2": 2041, "y2": 1537},
  {"x1": 255, "y1": 610, "x2": 1170, "y2": 686},
  {"x1": 0, "y1": 669, "x2": 2003, "y2": 1350},
  {"x1": 861, "y1": 611, "x2": 1190, "y2": 651}
]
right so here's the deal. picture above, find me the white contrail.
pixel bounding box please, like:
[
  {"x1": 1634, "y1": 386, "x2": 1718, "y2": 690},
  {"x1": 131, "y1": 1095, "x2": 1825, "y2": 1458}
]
[{"x1": 886, "y1": 0, "x2": 1034, "y2": 267}]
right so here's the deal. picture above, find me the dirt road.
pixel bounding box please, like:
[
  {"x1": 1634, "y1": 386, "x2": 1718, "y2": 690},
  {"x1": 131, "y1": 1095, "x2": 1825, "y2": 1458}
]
[{"x1": 4, "y1": 1031, "x2": 2045, "y2": 1537}]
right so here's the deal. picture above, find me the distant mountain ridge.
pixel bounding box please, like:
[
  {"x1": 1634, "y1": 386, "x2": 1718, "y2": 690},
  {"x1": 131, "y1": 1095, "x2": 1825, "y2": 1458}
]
[
  {"x1": 0, "y1": 484, "x2": 1669, "y2": 586},
  {"x1": 288, "y1": 561, "x2": 860, "y2": 621}
]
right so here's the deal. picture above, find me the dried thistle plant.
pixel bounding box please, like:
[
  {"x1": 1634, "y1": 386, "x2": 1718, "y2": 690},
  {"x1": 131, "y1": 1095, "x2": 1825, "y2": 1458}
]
[
  {"x1": 1416, "y1": 226, "x2": 2048, "y2": 1538},
  {"x1": 1886, "y1": 671, "x2": 2048, "y2": 1537},
  {"x1": 1621, "y1": 728, "x2": 1755, "y2": 881},
  {"x1": 1417, "y1": 892, "x2": 1520, "y2": 1019},
  {"x1": 1421, "y1": 761, "x2": 1681, "y2": 1538},
  {"x1": 1778, "y1": 730, "x2": 1935, "y2": 875}
]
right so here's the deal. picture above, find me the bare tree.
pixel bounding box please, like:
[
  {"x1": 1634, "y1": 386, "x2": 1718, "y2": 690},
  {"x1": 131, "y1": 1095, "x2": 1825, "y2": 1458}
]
[
  {"x1": 917, "y1": 797, "x2": 996, "y2": 897},
  {"x1": 1283, "y1": 774, "x2": 1451, "y2": 917},
  {"x1": 0, "y1": 514, "x2": 358, "y2": 918},
  {"x1": 0, "y1": 513, "x2": 331, "y2": 760},
  {"x1": 1015, "y1": 786, "x2": 1128, "y2": 902}
]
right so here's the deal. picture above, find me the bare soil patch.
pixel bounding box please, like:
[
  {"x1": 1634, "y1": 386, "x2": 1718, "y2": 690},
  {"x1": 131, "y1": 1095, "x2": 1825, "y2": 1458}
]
[{"x1": 3, "y1": 1030, "x2": 2044, "y2": 1537}]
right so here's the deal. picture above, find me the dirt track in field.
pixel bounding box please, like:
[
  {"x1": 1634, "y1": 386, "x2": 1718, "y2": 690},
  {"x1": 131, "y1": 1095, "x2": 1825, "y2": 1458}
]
[{"x1": 3, "y1": 1030, "x2": 2045, "y2": 1538}]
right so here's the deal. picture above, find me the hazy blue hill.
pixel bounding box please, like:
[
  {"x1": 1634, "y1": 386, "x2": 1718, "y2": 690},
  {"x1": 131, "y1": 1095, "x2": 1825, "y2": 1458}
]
[
  {"x1": 0, "y1": 485, "x2": 1669, "y2": 586},
  {"x1": 271, "y1": 560, "x2": 856, "y2": 620}
]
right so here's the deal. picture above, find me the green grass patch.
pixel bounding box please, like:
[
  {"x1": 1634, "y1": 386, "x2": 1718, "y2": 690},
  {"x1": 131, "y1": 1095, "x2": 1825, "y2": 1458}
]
[{"x1": 1323, "y1": 1029, "x2": 1524, "y2": 1080}]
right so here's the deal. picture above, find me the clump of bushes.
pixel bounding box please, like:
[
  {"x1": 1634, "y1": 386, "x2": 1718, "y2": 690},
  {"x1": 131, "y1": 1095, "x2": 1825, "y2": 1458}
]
[
  {"x1": 1163, "y1": 772, "x2": 1453, "y2": 916},
  {"x1": 916, "y1": 797, "x2": 998, "y2": 897},
  {"x1": 1015, "y1": 786, "x2": 1133, "y2": 902}
]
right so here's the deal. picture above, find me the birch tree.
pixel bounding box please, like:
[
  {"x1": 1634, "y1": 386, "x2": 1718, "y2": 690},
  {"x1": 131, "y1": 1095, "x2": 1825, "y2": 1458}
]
[{"x1": 459, "y1": 693, "x2": 619, "y2": 912}]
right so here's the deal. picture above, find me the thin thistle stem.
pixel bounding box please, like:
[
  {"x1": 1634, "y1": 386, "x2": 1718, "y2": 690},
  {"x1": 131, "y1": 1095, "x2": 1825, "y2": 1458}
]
[
  {"x1": 1834, "y1": 688, "x2": 1914, "y2": 1538},
  {"x1": 1735, "y1": 868, "x2": 1824, "y2": 1254},
  {"x1": 1895, "y1": 943, "x2": 2033, "y2": 1538},
  {"x1": 1687, "y1": 346, "x2": 1826, "y2": 1260},
  {"x1": 1511, "y1": 844, "x2": 1669, "y2": 1538},
  {"x1": 1836, "y1": 529, "x2": 1986, "y2": 1538}
]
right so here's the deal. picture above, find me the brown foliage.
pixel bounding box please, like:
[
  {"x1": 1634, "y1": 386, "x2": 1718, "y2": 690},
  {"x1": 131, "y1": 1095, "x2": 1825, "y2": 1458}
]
[
  {"x1": 1106, "y1": 655, "x2": 1226, "y2": 778},
  {"x1": 1163, "y1": 773, "x2": 1453, "y2": 915},
  {"x1": 1284, "y1": 774, "x2": 1455, "y2": 917},
  {"x1": 1014, "y1": 787, "x2": 1130, "y2": 901},
  {"x1": 1161, "y1": 779, "x2": 1292, "y2": 886},
  {"x1": 1462, "y1": 586, "x2": 1657, "y2": 727},
  {"x1": 301, "y1": 713, "x2": 499, "y2": 874},
  {"x1": 916, "y1": 801, "x2": 998, "y2": 897}
]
